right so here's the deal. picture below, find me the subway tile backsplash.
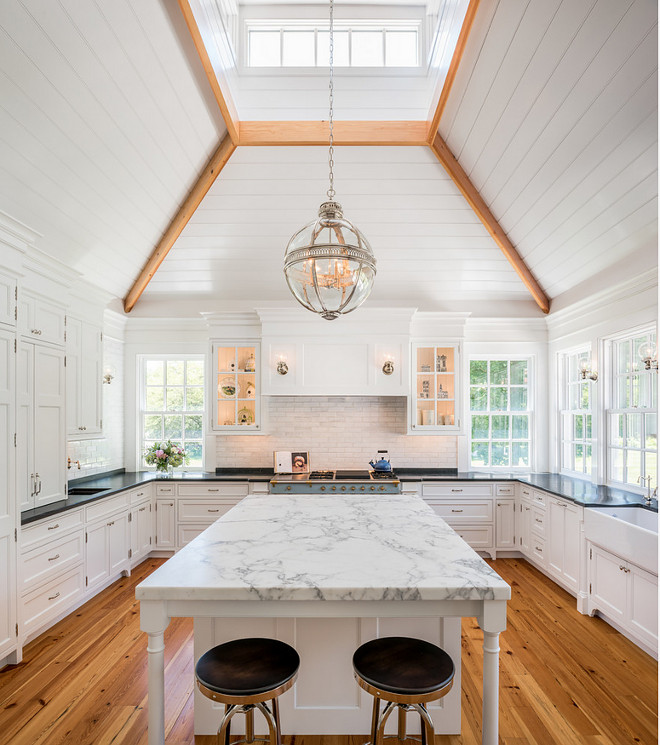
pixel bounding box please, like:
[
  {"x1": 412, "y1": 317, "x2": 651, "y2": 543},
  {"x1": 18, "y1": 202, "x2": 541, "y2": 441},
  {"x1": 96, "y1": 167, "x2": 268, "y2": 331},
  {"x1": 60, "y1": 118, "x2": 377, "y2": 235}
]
[{"x1": 215, "y1": 396, "x2": 457, "y2": 470}]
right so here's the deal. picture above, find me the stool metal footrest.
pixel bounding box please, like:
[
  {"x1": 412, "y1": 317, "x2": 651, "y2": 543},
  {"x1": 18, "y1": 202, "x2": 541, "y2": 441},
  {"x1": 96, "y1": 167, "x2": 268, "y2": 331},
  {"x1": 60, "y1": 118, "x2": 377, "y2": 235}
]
[{"x1": 218, "y1": 701, "x2": 280, "y2": 745}]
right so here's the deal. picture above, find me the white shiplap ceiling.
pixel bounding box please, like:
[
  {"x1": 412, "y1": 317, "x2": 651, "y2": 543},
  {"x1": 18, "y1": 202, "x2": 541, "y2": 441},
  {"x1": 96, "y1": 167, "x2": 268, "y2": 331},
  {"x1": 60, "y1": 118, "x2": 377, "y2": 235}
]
[{"x1": 0, "y1": 0, "x2": 656, "y2": 318}]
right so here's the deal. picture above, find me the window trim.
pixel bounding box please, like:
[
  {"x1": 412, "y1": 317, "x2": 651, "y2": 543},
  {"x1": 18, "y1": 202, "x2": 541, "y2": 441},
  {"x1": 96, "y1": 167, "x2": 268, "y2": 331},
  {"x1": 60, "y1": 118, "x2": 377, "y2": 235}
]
[
  {"x1": 467, "y1": 355, "x2": 534, "y2": 472},
  {"x1": 558, "y1": 346, "x2": 594, "y2": 479},
  {"x1": 137, "y1": 354, "x2": 206, "y2": 472}
]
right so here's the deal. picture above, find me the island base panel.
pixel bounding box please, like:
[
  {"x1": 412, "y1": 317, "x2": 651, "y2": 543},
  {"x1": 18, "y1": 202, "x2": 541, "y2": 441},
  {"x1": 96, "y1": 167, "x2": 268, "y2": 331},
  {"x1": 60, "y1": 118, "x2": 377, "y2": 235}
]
[{"x1": 193, "y1": 616, "x2": 462, "y2": 735}]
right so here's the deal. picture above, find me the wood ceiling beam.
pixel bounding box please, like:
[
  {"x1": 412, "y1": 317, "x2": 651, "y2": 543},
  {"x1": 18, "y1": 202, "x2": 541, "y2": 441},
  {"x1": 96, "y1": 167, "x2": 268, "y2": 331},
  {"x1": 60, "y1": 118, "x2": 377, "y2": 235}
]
[
  {"x1": 238, "y1": 120, "x2": 429, "y2": 146},
  {"x1": 123, "y1": 134, "x2": 236, "y2": 313},
  {"x1": 427, "y1": 0, "x2": 481, "y2": 143},
  {"x1": 177, "y1": 0, "x2": 240, "y2": 144},
  {"x1": 429, "y1": 133, "x2": 550, "y2": 313}
]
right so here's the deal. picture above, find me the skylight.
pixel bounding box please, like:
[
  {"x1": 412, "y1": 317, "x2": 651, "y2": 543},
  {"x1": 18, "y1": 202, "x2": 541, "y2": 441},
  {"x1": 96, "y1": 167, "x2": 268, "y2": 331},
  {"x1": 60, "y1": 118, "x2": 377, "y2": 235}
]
[{"x1": 246, "y1": 21, "x2": 421, "y2": 67}]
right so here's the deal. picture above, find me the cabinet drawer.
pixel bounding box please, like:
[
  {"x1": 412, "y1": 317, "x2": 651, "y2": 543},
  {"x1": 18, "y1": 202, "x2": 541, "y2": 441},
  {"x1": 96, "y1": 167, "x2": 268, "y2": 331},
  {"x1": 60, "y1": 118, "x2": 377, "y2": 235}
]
[
  {"x1": 495, "y1": 484, "x2": 516, "y2": 497},
  {"x1": 532, "y1": 490, "x2": 547, "y2": 507},
  {"x1": 85, "y1": 493, "x2": 130, "y2": 523},
  {"x1": 22, "y1": 565, "x2": 85, "y2": 636},
  {"x1": 401, "y1": 482, "x2": 422, "y2": 496},
  {"x1": 518, "y1": 485, "x2": 532, "y2": 499},
  {"x1": 429, "y1": 500, "x2": 493, "y2": 522},
  {"x1": 422, "y1": 483, "x2": 493, "y2": 498},
  {"x1": 178, "y1": 524, "x2": 211, "y2": 547},
  {"x1": 450, "y1": 525, "x2": 493, "y2": 549},
  {"x1": 178, "y1": 500, "x2": 237, "y2": 522},
  {"x1": 21, "y1": 531, "x2": 84, "y2": 593},
  {"x1": 129, "y1": 486, "x2": 151, "y2": 504},
  {"x1": 177, "y1": 483, "x2": 249, "y2": 498},
  {"x1": 531, "y1": 506, "x2": 546, "y2": 537},
  {"x1": 21, "y1": 510, "x2": 84, "y2": 551},
  {"x1": 155, "y1": 484, "x2": 175, "y2": 496},
  {"x1": 529, "y1": 536, "x2": 546, "y2": 563}
]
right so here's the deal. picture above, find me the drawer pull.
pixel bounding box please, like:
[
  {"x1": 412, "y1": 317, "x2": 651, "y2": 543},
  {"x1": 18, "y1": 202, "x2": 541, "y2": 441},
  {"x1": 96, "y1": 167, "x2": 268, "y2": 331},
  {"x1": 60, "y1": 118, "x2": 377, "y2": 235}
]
[
  {"x1": 48, "y1": 592, "x2": 60, "y2": 601},
  {"x1": 207, "y1": 509, "x2": 219, "y2": 513},
  {"x1": 451, "y1": 489, "x2": 463, "y2": 493},
  {"x1": 47, "y1": 523, "x2": 60, "y2": 531},
  {"x1": 535, "y1": 518, "x2": 543, "y2": 523},
  {"x1": 207, "y1": 488, "x2": 220, "y2": 492},
  {"x1": 137, "y1": 492, "x2": 144, "y2": 497},
  {"x1": 534, "y1": 546, "x2": 542, "y2": 553},
  {"x1": 139, "y1": 507, "x2": 146, "y2": 512},
  {"x1": 451, "y1": 509, "x2": 463, "y2": 513},
  {"x1": 31, "y1": 328, "x2": 42, "y2": 335},
  {"x1": 48, "y1": 554, "x2": 60, "y2": 562},
  {"x1": 107, "y1": 521, "x2": 114, "y2": 527}
]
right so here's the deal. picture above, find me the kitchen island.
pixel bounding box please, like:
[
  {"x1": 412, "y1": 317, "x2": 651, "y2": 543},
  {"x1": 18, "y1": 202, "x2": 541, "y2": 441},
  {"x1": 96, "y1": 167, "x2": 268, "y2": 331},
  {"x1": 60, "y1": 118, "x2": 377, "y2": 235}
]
[{"x1": 136, "y1": 492, "x2": 510, "y2": 744}]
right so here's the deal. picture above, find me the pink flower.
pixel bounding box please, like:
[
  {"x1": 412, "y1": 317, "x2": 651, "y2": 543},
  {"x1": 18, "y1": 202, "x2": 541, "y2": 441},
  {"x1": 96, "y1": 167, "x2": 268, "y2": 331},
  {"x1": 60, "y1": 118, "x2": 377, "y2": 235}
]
[{"x1": 155, "y1": 449, "x2": 165, "y2": 458}]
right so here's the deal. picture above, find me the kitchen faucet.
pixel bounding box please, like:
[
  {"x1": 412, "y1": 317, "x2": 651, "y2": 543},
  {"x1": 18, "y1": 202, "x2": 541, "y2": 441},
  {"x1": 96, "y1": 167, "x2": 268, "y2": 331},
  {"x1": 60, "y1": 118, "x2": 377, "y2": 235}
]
[{"x1": 637, "y1": 475, "x2": 654, "y2": 503}]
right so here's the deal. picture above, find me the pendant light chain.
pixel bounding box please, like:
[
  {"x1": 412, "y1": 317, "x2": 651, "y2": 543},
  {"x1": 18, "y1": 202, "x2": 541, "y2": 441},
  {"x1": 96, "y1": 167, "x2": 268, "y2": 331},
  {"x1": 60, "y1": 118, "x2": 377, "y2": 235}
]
[{"x1": 327, "y1": 0, "x2": 335, "y2": 201}]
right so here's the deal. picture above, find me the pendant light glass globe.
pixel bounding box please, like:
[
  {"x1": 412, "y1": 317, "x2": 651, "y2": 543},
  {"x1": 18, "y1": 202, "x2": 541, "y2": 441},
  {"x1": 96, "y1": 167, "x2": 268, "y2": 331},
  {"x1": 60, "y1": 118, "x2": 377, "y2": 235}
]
[{"x1": 284, "y1": 201, "x2": 376, "y2": 320}]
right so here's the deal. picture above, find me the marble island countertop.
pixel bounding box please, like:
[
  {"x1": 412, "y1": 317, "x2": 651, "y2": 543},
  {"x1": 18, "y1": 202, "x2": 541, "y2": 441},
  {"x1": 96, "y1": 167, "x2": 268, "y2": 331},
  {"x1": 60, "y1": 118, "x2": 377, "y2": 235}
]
[{"x1": 136, "y1": 493, "x2": 511, "y2": 603}]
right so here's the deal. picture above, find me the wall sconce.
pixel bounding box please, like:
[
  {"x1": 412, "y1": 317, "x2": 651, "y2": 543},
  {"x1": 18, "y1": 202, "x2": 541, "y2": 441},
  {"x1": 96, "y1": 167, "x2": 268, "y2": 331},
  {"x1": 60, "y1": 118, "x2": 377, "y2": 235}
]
[
  {"x1": 639, "y1": 342, "x2": 658, "y2": 371},
  {"x1": 382, "y1": 357, "x2": 394, "y2": 376},
  {"x1": 276, "y1": 356, "x2": 289, "y2": 376},
  {"x1": 579, "y1": 359, "x2": 598, "y2": 381}
]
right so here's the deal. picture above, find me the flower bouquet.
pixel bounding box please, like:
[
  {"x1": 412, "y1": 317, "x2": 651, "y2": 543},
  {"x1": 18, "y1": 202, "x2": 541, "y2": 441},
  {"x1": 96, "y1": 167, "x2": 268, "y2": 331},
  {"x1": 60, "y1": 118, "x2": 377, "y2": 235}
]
[{"x1": 145, "y1": 440, "x2": 188, "y2": 476}]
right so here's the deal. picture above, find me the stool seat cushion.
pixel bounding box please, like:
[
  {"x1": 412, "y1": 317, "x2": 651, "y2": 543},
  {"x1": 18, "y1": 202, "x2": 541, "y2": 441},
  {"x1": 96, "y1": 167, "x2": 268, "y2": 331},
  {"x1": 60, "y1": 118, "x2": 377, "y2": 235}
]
[
  {"x1": 196, "y1": 637, "x2": 300, "y2": 696},
  {"x1": 353, "y1": 636, "x2": 454, "y2": 696}
]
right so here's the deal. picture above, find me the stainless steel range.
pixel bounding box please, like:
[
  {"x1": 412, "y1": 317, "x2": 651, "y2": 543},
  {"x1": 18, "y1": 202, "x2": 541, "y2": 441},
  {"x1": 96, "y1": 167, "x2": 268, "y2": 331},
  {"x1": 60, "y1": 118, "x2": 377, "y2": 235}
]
[{"x1": 269, "y1": 470, "x2": 401, "y2": 495}]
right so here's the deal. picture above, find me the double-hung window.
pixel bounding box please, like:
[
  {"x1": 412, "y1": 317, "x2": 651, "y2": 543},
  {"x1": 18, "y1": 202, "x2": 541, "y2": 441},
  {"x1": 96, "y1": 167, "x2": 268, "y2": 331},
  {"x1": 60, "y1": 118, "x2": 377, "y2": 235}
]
[
  {"x1": 559, "y1": 349, "x2": 593, "y2": 476},
  {"x1": 139, "y1": 357, "x2": 205, "y2": 470},
  {"x1": 607, "y1": 329, "x2": 657, "y2": 490},
  {"x1": 469, "y1": 358, "x2": 532, "y2": 469}
]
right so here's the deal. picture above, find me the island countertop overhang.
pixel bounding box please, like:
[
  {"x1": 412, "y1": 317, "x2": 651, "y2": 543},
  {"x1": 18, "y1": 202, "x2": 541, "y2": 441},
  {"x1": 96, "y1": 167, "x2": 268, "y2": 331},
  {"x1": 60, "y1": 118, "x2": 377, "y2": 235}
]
[{"x1": 136, "y1": 493, "x2": 511, "y2": 603}]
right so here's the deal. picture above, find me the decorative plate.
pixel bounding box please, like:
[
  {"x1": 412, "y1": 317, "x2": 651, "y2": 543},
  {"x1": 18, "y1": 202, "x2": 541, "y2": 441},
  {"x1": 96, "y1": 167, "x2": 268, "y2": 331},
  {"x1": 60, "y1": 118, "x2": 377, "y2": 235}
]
[{"x1": 219, "y1": 376, "x2": 239, "y2": 398}]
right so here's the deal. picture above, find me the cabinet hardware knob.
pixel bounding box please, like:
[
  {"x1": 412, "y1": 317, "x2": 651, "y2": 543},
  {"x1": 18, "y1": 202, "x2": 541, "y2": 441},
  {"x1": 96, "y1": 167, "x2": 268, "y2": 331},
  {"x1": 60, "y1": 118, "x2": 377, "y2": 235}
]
[
  {"x1": 535, "y1": 546, "x2": 542, "y2": 552},
  {"x1": 341, "y1": 486, "x2": 347, "y2": 491},
  {"x1": 47, "y1": 523, "x2": 60, "y2": 530},
  {"x1": 619, "y1": 565, "x2": 625, "y2": 571},
  {"x1": 137, "y1": 492, "x2": 143, "y2": 497},
  {"x1": 48, "y1": 592, "x2": 60, "y2": 600},
  {"x1": 360, "y1": 486, "x2": 365, "y2": 491},
  {"x1": 350, "y1": 486, "x2": 356, "y2": 491},
  {"x1": 48, "y1": 554, "x2": 60, "y2": 562}
]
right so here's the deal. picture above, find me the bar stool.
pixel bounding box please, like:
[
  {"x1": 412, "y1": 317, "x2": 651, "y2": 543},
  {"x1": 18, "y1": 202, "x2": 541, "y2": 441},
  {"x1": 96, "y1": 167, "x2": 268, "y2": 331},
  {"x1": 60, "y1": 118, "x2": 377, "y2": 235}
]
[
  {"x1": 195, "y1": 637, "x2": 300, "y2": 745},
  {"x1": 352, "y1": 636, "x2": 455, "y2": 745}
]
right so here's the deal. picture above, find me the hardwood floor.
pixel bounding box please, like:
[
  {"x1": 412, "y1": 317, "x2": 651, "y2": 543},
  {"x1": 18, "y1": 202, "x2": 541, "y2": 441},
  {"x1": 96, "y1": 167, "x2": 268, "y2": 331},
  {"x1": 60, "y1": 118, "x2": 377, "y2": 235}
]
[{"x1": 1, "y1": 558, "x2": 656, "y2": 744}]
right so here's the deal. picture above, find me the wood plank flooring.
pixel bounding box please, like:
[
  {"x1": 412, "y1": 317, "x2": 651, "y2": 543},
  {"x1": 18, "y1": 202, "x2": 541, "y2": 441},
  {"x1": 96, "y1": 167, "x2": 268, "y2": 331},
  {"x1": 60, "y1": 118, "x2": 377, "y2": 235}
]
[{"x1": 1, "y1": 558, "x2": 656, "y2": 744}]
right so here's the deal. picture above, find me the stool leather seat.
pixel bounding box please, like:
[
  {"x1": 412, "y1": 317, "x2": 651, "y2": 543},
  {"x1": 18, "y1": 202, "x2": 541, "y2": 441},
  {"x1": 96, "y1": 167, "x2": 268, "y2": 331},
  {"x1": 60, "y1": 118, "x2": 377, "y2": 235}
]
[
  {"x1": 196, "y1": 637, "x2": 300, "y2": 696},
  {"x1": 353, "y1": 636, "x2": 454, "y2": 695}
]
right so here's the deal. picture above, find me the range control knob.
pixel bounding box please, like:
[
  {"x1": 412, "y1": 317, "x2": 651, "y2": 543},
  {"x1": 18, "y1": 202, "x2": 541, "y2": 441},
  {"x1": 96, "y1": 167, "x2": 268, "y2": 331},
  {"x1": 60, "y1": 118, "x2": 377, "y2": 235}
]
[
  {"x1": 370, "y1": 486, "x2": 376, "y2": 491},
  {"x1": 379, "y1": 486, "x2": 385, "y2": 491},
  {"x1": 286, "y1": 486, "x2": 291, "y2": 491},
  {"x1": 341, "y1": 486, "x2": 347, "y2": 491},
  {"x1": 320, "y1": 486, "x2": 326, "y2": 491},
  {"x1": 332, "y1": 486, "x2": 337, "y2": 491},
  {"x1": 360, "y1": 486, "x2": 365, "y2": 491},
  {"x1": 350, "y1": 486, "x2": 356, "y2": 491}
]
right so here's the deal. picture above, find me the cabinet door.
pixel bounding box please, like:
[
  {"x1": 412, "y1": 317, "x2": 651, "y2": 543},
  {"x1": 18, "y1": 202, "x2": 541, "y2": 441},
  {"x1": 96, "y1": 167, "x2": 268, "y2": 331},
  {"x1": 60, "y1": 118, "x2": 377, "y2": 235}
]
[
  {"x1": 517, "y1": 501, "x2": 532, "y2": 555},
  {"x1": 33, "y1": 345, "x2": 66, "y2": 506},
  {"x1": 213, "y1": 343, "x2": 260, "y2": 431},
  {"x1": 0, "y1": 328, "x2": 16, "y2": 657},
  {"x1": 65, "y1": 317, "x2": 82, "y2": 435},
  {"x1": 16, "y1": 343, "x2": 34, "y2": 512},
  {"x1": 108, "y1": 513, "x2": 129, "y2": 575},
  {"x1": 496, "y1": 499, "x2": 515, "y2": 549},
  {"x1": 590, "y1": 545, "x2": 627, "y2": 623},
  {"x1": 0, "y1": 271, "x2": 16, "y2": 328},
  {"x1": 131, "y1": 501, "x2": 152, "y2": 561},
  {"x1": 86, "y1": 521, "x2": 109, "y2": 589},
  {"x1": 155, "y1": 500, "x2": 176, "y2": 549},
  {"x1": 547, "y1": 499, "x2": 565, "y2": 577},
  {"x1": 628, "y1": 563, "x2": 658, "y2": 648},
  {"x1": 411, "y1": 343, "x2": 459, "y2": 432},
  {"x1": 562, "y1": 503, "x2": 581, "y2": 592},
  {"x1": 80, "y1": 323, "x2": 102, "y2": 433}
]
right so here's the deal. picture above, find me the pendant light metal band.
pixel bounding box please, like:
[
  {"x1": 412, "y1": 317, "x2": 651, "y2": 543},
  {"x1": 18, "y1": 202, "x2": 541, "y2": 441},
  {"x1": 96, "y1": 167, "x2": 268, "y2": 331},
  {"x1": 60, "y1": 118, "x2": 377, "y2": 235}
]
[{"x1": 327, "y1": 0, "x2": 335, "y2": 201}]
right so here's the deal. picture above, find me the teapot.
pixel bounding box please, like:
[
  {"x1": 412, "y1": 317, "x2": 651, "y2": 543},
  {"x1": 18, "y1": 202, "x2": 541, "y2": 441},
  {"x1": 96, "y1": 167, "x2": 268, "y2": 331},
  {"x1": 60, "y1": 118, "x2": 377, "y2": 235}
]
[{"x1": 369, "y1": 451, "x2": 392, "y2": 472}]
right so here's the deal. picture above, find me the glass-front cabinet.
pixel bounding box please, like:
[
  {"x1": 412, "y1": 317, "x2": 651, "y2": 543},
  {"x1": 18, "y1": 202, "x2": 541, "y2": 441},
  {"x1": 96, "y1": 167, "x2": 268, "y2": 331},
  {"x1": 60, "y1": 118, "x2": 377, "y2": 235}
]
[
  {"x1": 411, "y1": 343, "x2": 460, "y2": 431},
  {"x1": 212, "y1": 342, "x2": 260, "y2": 431}
]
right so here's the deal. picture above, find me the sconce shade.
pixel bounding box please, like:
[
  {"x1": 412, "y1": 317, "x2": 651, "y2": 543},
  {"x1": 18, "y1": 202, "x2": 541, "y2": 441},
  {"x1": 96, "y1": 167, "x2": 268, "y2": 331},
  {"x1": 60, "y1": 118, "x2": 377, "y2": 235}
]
[{"x1": 284, "y1": 202, "x2": 376, "y2": 321}]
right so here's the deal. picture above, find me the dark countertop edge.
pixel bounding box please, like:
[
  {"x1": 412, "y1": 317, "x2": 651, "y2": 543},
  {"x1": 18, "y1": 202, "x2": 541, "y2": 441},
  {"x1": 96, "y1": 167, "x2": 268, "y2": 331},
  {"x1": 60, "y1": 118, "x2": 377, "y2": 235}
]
[{"x1": 22, "y1": 469, "x2": 656, "y2": 526}]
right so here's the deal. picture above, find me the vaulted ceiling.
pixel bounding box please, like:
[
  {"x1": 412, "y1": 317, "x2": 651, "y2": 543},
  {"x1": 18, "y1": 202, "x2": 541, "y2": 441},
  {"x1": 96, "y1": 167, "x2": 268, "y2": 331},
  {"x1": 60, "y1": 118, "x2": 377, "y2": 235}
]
[{"x1": 0, "y1": 0, "x2": 656, "y2": 318}]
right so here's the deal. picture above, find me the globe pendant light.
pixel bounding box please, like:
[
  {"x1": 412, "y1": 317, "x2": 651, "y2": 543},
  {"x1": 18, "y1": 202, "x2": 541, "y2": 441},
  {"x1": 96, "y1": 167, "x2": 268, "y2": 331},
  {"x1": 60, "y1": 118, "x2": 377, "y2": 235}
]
[{"x1": 283, "y1": 0, "x2": 376, "y2": 320}]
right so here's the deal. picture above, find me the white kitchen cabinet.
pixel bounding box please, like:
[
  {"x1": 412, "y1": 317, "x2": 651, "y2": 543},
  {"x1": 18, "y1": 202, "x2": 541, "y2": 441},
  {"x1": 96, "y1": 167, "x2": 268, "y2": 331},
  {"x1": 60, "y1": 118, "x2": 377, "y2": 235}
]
[
  {"x1": 0, "y1": 271, "x2": 17, "y2": 328},
  {"x1": 17, "y1": 342, "x2": 66, "y2": 511},
  {"x1": 86, "y1": 511, "x2": 130, "y2": 591},
  {"x1": 0, "y1": 327, "x2": 17, "y2": 659},
  {"x1": 18, "y1": 292, "x2": 65, "y2": 347},
  {"x1": 130, "y1": 499, "x2": 153, "y2": 563},
  {"x1": 496, "y1": 499, "x2": 515, "y2": 549},
  {"x1": 589, "y1": 543, "x2": 658, "y2": 650},
  {"x1": 155, "y1": 499, "x2": 176, "y2": 549},
  {"x1": 410, "y1": 343, "x2": 460, "y2": 432},
  {"x1": 66, "y1": 317, "x2": 102, "y2": 437},
  {"x1": 212, "y1": 342, "x2": 260, "y2": 431},
  {"x1": 547, "y1": 496, "x2": 582, "y2": 592},
  {"x1": 517, "y1": 500, "x2": 532, "y2": 555}
]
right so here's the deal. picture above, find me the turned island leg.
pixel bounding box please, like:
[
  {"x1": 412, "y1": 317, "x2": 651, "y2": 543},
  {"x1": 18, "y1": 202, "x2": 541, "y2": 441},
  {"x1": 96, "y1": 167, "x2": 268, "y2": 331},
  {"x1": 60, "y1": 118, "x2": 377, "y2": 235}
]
[
  {"x1": 141, "y1": 600, "x2": 171, "y2": 745},
  {"x1": 477, "y1": 600, "x2": 507, "y2": 745}
]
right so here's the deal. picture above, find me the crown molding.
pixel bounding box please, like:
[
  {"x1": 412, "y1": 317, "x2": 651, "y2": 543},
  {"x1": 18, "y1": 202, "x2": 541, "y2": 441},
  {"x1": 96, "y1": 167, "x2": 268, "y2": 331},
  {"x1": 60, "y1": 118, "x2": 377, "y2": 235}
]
[{"x1": 0, "y1": 209, "x2": 41, "y2": 249}]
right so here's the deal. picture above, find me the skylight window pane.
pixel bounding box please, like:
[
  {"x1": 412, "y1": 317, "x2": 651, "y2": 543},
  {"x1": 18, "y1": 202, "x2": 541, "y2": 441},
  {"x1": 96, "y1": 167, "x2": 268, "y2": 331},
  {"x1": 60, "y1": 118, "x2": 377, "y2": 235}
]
[
  {"x1": 282, "y1": 31, "x2": 315, "y2": 66},
  {"x1": 385, "y1": 30, "x2": 417, "y2": 66},
  {"x1": 249, "y1": 31, "x2": 281, "y2": 66},
  {"x1": 351, "y1": 31, "x2": 383, "y2": 66},
  {"x1": 317, "y1": 30, "x2": 350, "y2": 66}
]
